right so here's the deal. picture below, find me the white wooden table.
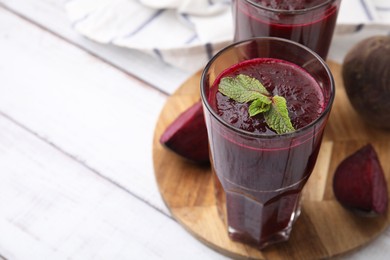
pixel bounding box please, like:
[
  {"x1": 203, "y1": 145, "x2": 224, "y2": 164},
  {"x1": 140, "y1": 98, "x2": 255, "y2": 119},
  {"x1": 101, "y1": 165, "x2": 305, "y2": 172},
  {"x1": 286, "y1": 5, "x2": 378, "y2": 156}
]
[{"x1": 0, "y1": 0, "x2": 389, "y2": 259}]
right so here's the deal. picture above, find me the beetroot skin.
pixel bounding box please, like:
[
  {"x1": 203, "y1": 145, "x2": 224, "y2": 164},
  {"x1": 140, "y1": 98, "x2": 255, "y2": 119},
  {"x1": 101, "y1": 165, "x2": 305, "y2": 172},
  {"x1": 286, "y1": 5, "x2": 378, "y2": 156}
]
[
  {"x1": 160, "y1": 101, "x2": 209, "y2": 164},
  {"x1": 333, "y1": 144, "x2": 388, "y2": 215}
]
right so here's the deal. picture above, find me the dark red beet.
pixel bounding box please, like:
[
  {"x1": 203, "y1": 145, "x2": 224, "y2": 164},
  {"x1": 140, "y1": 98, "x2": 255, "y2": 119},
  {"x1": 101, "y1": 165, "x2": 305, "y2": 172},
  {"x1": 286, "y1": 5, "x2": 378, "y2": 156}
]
[
  {"x1": 333, "y1": 144, "x2": 388, "y2": 215},
  {"x1": 160, "y1": 101, "x2": 209, "y2": 164},
  {"x1": 342, "y1": 36, "x2": 390, "y2": 129}
]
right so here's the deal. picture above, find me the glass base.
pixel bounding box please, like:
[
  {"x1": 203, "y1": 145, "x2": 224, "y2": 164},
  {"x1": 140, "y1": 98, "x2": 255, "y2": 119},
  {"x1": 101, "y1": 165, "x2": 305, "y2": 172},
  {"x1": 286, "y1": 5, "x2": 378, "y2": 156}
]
[
  {"x1": 213, "y1": 172, "x2": 304, "y2": 250},
  {"x1": 228, "y1": 204, "x2": 301, "y2": 250}
]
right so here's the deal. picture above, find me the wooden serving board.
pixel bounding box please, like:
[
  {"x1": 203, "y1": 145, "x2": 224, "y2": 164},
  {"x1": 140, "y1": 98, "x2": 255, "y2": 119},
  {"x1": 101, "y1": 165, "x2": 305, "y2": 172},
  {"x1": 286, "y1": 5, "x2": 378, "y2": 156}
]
[{"x1": 152, "y1": 62, "x2": 390, "y2": 259}]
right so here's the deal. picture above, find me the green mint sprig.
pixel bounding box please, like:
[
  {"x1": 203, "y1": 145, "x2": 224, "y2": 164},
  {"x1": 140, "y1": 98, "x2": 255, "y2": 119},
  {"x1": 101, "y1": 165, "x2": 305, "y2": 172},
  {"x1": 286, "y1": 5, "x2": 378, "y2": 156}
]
[{"x1": 218, "y1": 74, "x2": 295, "y2": 134}]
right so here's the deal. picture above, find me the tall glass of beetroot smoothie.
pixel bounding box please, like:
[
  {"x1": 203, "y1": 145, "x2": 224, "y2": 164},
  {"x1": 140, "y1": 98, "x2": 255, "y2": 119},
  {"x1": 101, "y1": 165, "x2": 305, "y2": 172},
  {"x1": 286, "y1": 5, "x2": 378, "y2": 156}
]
[
  {"x1": 233, "y1": 0, "x2": 341, "y2": 59},
  {"x1": 200, "y1": 37, "x2": 334, "y2": 249}
]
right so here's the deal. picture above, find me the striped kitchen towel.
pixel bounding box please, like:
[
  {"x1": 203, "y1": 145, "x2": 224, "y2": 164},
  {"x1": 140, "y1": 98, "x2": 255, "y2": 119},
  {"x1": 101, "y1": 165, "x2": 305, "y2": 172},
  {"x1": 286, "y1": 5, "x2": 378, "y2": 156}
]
[{"x1": 65, "y1": 0, "x2": 390, "y2": 72}]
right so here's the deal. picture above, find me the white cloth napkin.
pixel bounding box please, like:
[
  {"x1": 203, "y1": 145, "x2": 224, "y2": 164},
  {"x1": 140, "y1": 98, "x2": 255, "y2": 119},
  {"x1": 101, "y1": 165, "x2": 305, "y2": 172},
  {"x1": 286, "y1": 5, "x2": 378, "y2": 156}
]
[
  {"x1": 373, "y1": 0, "x2": 390, "y2": 23},
  {"x1": 65, "y1": 0, "x2": 390, "y2": 72}
]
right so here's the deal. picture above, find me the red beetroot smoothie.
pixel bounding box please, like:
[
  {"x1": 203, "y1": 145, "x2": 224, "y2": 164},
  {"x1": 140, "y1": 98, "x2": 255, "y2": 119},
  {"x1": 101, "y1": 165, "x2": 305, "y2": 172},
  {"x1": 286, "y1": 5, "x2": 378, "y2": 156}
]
[
  {"x1": 208, "y1": 57, "x2": 326, "y2": 248},
  {"x1": 233, "y1": 0, "x2": 340, "y2": 59}
]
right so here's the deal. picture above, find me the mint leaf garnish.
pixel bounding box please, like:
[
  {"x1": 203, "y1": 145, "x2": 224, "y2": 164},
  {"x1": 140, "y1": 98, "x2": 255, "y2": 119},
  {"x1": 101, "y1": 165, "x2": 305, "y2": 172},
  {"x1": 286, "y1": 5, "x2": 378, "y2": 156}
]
[
  {"x1": 219, "y1": 74, "x2": 270, "y2": 103},
  {"x1": 264, "y1": 96, "x2": 295, "y2": 134},
  {"x1": 249, "y1": 99, "x2": 271, "y2": 117},
  {"x1": 218, "y1": 74, "x2": 295, "y2": 134}
]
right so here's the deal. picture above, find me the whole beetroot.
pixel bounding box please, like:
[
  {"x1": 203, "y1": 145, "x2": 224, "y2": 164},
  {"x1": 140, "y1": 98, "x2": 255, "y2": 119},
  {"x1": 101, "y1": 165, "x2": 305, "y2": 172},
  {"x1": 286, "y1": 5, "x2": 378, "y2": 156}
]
[{"x1": 342, "y1": 35, "x2": 390, "y2": 129}]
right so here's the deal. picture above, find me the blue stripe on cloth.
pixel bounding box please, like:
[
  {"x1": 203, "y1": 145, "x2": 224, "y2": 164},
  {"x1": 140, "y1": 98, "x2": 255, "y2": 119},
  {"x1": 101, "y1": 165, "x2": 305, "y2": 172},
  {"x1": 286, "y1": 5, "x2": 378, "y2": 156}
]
[
  {"x1": 205, "y1": 43, "x2": 213, "y2": 60},
  {"x1": 71, "y1": 13, "x2": 92, "y2": 29},
  {"x1": 123, "y1": 9, "x2": 165, "y2": 38},
  {"x1": 180, "y1": 13, "x2": 194, "y2": 27},
  {"x1": 185, "y1": 34, "x2": 198, "y2": 44},
  {"x1": 153, "y1": 48, "x2": 164, "y2": 63},
  {"x1": 376, "y1": 6, "x2": 390, "y2": 11},
  {"x1": 360, "y1": 0, "x2": 374, "y2": 21}
]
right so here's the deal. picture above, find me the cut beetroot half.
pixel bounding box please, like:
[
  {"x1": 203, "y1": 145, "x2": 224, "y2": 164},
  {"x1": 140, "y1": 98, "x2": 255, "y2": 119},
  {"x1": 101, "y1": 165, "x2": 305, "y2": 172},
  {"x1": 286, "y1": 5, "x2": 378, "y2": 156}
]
[
  {"x1": 333, "y1": 144, "x2": 388, "y2": 215},
  {"x1": 160, "y1": 101, "x2": 209, "y2": 164}
]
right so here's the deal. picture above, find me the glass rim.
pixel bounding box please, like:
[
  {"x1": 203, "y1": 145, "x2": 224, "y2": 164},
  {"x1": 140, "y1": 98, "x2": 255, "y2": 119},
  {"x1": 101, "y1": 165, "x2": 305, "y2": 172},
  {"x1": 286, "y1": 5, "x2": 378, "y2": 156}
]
[
  {"x1": 243, "y1": 0, "x2": 335, "y2": 14},
  {"x1": 200, "y1": 36, "x2": 335, "y2": 139}
]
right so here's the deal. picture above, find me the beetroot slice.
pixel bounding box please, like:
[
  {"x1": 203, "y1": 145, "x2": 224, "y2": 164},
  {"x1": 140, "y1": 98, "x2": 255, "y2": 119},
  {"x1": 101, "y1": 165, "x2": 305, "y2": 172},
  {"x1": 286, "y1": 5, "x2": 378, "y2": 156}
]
[
  {"x1": 160, "y1": 101, "x2": 209, "y2": 163},
  {"x1": 333, "y1": 144, "x2": 388, "y2": 215}
]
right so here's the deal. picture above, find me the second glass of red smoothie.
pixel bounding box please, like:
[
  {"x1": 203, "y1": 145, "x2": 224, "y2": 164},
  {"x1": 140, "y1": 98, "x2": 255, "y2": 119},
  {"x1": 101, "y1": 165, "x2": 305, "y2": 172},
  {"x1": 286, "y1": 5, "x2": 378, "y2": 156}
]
[
  {"x1": 200, "y1": 37, "x2": 335, "y2": 249},
  {"x1": 233, "y1": 0, "x2": 341, "y2": 59}
]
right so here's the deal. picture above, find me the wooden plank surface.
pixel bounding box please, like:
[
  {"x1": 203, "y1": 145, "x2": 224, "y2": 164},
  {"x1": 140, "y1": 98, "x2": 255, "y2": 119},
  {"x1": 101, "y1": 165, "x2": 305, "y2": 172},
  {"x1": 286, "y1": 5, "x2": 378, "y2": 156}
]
[
  {"x1": 0, "y1": 6, "x2": 168, "y2": 213},
  {"x1": 0, "y1": 4, "x2": 228, "y2": 260},
  {"x1": 0, "y1": 115, "x2": 224, "y2": 259}
]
